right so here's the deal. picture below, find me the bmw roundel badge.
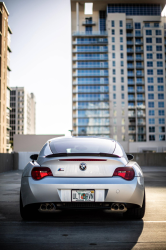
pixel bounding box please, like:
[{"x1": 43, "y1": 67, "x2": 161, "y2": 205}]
[{"x1": 79, "y1": 162, "x2": 87, "y2": 171}]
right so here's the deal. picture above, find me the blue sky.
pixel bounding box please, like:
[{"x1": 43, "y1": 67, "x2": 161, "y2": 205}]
[{"x1": 4, "y1": 0, "x2": 72, "y2": 136}]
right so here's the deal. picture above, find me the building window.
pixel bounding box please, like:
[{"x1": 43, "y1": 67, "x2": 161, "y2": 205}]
[
  {"x1": 122, "y1": 118, "x2": 125, "y2": 125},
  {"x1": 146, "y1": 38, "x2": 152, "y2": 43},
  {"x1": 156, "y1": 38, "x2": 162, "y2": 43},
  {"x1": 121, "y1": 77, "x2": 124, "y2": 83},
  {"x1": 145, "y1": 23, "x2": 150, "y2": 27},
  {"x1": 154, "y1": 23, "x2": 159, "y2": 27},
  {"x1": 120, "y1": 20, "x2": 123, "y2": 27},
  {"x1": 112, "y1": 45, "x2": 115, "y2": 50},
  {"x1": 156, "y1": 30, "x2": 162, "y2": 35},
  {"x1": 112, "y1": 37, "x2": 115, "y2": 42},
  {"x1": 147, "y1": 69, "x2": 153, "y2": 75},
  {"x1": 148, "y1": 94, "x2": 154, "y2": 99},
  {"x1": 149, "y1": 110, "x2": 155, "y2": 116},
  {"x1": 157, "y1": 69, "x2": 163, "y2": 75},
  {"x1": 157, "y1": 61, "x2": 163, "y2": 67},
  {"x1": 121, "y1": 93, "x2": 125, "y2": 99},
  {"x1": 159, "y1": 118, "x2": 165, "y2": 124},
  {"x1": 146, "y1": 46, "x2": 152, "y2": 51},
  {"x1": 159, "y1": 135, "x2": 165, "y2": 141},
  {"x1": 158, "y1": 93, "x2": 164, "y2": 99},
  {"x1": 158, "y1": 102, "x2": 164, "y2": 108},
  {"x1": 121, "y1": 69, "x2": 124, "y2": 74},
  {"x1": 149, "y1": 126, "x2": 155, "y2": 132},
  {"x1": 113, "y1": 93, "x2": 116, "y2": 99},
  {"x1": 120, "y1": 53, "x2": 123, "y2": 58},
  {"x1": 159, "y1": 127, "x2": 165, "y2": 132},
  {"x1": 113, "y1": 101, "x2": 116, "y2": 107},
  {"x1": 157, "y1": 77, "x2": 163, "y2": 83},
  {"x1": 113, "y1": 69, "x2": 116, "y2": 75},
  {"x1": 147, "y1": 53, "x2": 153, "y2": 59},
  {"x1": 120, "y1": 37, "x2": 123, "y2": 42},
  {"x1": 156, "y1": 46, "x2": 162, "y2": 51},
  {"x1": 121, "y1": 61, "x2": 124, "y2": 66},
  {"x1": 121, "y1": 85, "x2": 124, "y2": 91},
  {"x1": 112, "y1": 53, "x2": 115, "y2": 58},
  {"x1": 149, "y1": 118, "x2": 155, "y2": 124},
  {"x1": 112, "y1": 29, "x2": 115, "y2": 35},
  {"x1": 135, "y1": 23, "x2": 141, "y2": 29},
  {"x1": 148, "y1": 86, "x2": 154, "y2": 91},
  {"x1": 147, "y1": 61, "x2": 153, "y2": 67},
  {"x1": 146, "y1": 30, "x2": 152, "y2": 35},
  {"x1": 135, "y1": 30, "x2": 141, "y2": 36},
  {"x1": 156, "y1": 53, "x2": 162, "y2": 59},
  {"x1": 148, "y1": 102, "x2": 154, "y2": 108},
  {"x1": 113, "y1": 77, "x2": 116, "y2": 83},
  {"x1": 112, "y1": 61, "x2": 116, "y2": 66},
  {"x1": 120, "y1": 45, "x2": 123, "y2": 50},
  {"x1": 158, "y1": 85, "x2": 164, "y2": 91},
  {"x1": 113, "y1": 85, "x2": 116, "y2": 91},
  {"x1": 158, "y1": 110, "x2": 165, "y2": 116},
  {"x1": 111, "y1": 20, "x2": 115, "y2": 27},
  {"x1": 148, "y1": 77, "x2": 153, "y2": 83},
  {"x1": 149, "y1": 135, "x2": 155, "y2": 141},
  {"x1": 120, "y1": 29, "x2": 123, "y2": 35}
]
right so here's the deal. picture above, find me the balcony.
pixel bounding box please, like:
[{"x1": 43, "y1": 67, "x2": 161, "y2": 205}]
[
  {"x1": 137, "y1": 113, "x2": 146, "y2": 117},
  {"x1": 82, "y1": 21, "x2": 96, "y2": 26},
  {"x1": 136, "y1": 65, "x2": 144, "y2": 69},
  {"x1": 73, "y1": 56, "x2": 108, "y2": 61},
  {"x1": 126, "y1": 25, "x2": 133, "y2": 29},
  {"x1": 136, "y1": 57, "x2": 144, "y2": 61},
  {"x1": 127, "y1": 41, "x2": 133, "y2": 45},
  {"x1": 129, "y1": 130, "x2": 136, "y2": 134},
  {"x1": 128, "y1": 81, "x2": 135, "y2": 85},
  {"x1": 128, "y1": 105, "x2": 135, "y2": 109},
  {"x1": 128, "y1": 89, "x2": 135, "y2": 93},
  {"x1": 128, "y1": 113, "x2": 136, "y2": 117},
  {"x1": 127, "y1": 65, "x2": 134, "y2": 69},
  {"x1": 136, "y1": 81, "x2": 144, "y2": 85},
  {"x1": 72, "y1": 31, "x2": 108, "y2": 37},
  {"x1": 137, "y1": 105, "x2": 145, "y2": 109},
  {"x1": 135, "y1": 42, "x2": 143, "y2": 45},
  {"x1": 137, "y1": 97, "x2": 145, "y2": 101},
  {"x1": 128, "y1": 97, "x2": 135, "y2": 101},
  {"x1": 73, "y1": 64, "x2": 108, "y2": 69},
  {"x1": 73, "y1": 72, "x2": 109, "y2": 77},
  {"x1": 135, "y1": 34, "x2": 143, "y2": 37},
  {"x1": 135, "y1": 49, "x2": 143, "y2": 53},
  {"x1": 126, "y1": 33, "x2": 133, "y2": 37},
  {"x1": 127, "y1": 57, "x2": 134, "y2": 61},
  {"x1": 73, "y1": 89, "x2": 109, "y2": 94},
  {"x1": 73, "y1": 48, "x2": 108, "y2": 53},
  {"x1": 136, "y1": 73, "x2": 144, "y2": 77},
  {"x1": 137, "y1": 121, "x2": 146, "y2": 125},
  {"x1": 73, "y1": 40, "x2": 108, "y2": 45},
  {"x1": 128, "y1": 73, "x2": 135, "y2": 77},
  {"x1": 137, "y1": 89, "x2": 144, "y2": 93},
  {"x1": 127, "y1": 49, "x2": 134, "y2": 53}
]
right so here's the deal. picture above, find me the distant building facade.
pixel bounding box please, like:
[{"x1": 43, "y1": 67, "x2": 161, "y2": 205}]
[
  {"x1": 0, "y1": 2, "x2": 12, "y2": 152},
  {"x1": 10, "y1": 87, "x2": 36, "y2": 145},
  {"x1": 71, "y1": 0, "x2": 166, "y2": 152}
]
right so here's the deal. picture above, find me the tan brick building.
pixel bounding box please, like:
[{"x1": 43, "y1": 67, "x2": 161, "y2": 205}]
[{"x1": 0, "y1": 2, "x2": 12, "y2": 152}]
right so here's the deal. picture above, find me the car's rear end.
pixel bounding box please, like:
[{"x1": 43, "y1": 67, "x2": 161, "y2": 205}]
[{"x1": 20, "y1": 137, "x2": 145, "y2": 219}]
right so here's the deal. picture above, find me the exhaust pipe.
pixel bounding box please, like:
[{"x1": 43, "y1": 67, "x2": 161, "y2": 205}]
[
  {"x1": 119, "y1": 204, "x2": 125, "y2": 210},
  {"x1": 111, "y1": 203, "x2": 119, "y2": 210},
  {"x1": 40, "y1": 204, "x2": 47, "y2": 210},
  {"x1": 40, "y1": 203, "x2": 56, "y2": 211}
]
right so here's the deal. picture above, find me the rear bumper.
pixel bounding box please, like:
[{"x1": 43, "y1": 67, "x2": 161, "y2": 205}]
[{"x1": 21, "y1": 176, "x2": 144, "y2": 207}]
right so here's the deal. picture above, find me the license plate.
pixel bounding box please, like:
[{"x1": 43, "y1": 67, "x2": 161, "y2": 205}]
[{"x1": 71, "y1": 190, "x2": 95, "y2": 202}]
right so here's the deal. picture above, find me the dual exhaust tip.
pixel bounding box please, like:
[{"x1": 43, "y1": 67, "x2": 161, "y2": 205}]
[
  {"x1": 40, "y1": 203, "x2": 56, "y2": 211},
  {"x1": 111, "y1": 203, "x2": 126, "y2": 211}
]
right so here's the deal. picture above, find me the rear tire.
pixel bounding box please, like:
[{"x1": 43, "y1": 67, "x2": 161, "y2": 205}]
[
  {"x1": 20, "y1": 191, "x2": 39, "y2": 220},
  {"x1": 123, "y1": 190, "x2": 145, "y2": 220}
]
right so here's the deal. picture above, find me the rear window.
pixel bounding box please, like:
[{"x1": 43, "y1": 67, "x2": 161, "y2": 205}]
[{"x1": 49, "y1": 138, "x2": 115, "y2": 155}]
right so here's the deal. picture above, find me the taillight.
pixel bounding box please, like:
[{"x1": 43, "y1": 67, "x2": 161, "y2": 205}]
[
  {"x1": 31, "y1": 167, "x2": 53, "y2": 180},
  {"x1": 113, "y1": 167, "x2": 135, "y2": 181}
]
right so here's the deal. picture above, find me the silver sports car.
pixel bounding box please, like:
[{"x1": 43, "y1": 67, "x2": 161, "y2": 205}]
[{"x1": 20, "y1": 137, "x2": 145, "y2": 220}]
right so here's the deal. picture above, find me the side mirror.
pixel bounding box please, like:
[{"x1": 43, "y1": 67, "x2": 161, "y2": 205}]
[
  {"x1": 30, "y1": 154, "x2": 38, "y2": 161},
  {"x1": 127, "y1": 154, "x2": 134, "y2": 161}
]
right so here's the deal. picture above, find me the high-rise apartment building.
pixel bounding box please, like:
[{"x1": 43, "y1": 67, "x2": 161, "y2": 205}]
[
  {"x1": 0, "y1": 2, "x2": 12, "y2": 152},
  {"x1": 10, "y1": 87, "x2": 36, "y2": 145},
  {"x1": 71, "y1": 0, "x2": 166, "y2": 152}
]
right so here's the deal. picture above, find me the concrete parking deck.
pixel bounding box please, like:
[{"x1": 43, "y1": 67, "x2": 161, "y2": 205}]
[{"x1": 0, "y1": 167, "x2": 166, "y2": 250}]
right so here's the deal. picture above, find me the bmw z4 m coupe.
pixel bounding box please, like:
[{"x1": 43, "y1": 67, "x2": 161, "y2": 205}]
[{"x1": 20, "y1": 137, "x2": 145, "y2": 220}]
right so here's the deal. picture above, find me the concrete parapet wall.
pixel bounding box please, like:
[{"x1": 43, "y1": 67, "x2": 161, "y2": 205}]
[
  {"x1": 132, "y1": 153, "x2": 166, "y2": 167},
  {"x1": 0, "y1": 153, "x2": 19, "y2": 173}
]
